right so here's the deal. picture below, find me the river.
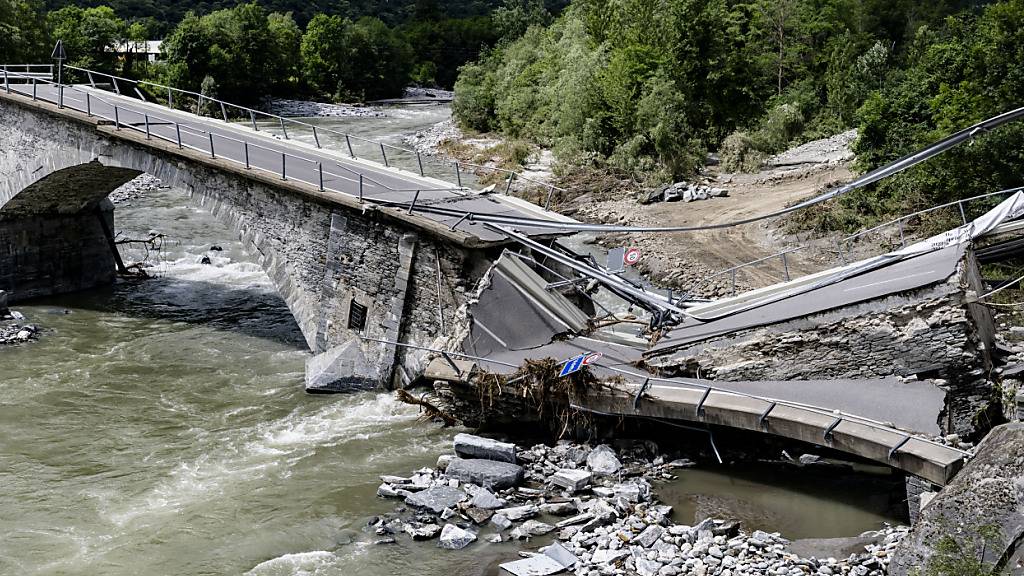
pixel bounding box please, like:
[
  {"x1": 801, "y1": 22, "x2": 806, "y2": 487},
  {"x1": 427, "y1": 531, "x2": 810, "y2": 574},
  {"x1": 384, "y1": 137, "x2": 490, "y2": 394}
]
[{"x1": 0, "y1": 103, "x2": 901, "y2": 575}]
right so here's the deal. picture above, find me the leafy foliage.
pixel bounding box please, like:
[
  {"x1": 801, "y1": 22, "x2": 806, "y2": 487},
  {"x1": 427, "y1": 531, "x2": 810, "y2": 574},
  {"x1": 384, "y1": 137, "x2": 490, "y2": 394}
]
[{"x1": 451, "y1": 0, "x2": 1024, "y2": 219}]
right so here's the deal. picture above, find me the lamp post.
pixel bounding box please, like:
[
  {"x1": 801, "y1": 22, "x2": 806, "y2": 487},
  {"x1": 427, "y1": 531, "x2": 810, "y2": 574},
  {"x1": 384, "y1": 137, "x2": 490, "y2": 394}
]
[{"x1": 51, "y1": 39, "x2": 66, "y2": 109}]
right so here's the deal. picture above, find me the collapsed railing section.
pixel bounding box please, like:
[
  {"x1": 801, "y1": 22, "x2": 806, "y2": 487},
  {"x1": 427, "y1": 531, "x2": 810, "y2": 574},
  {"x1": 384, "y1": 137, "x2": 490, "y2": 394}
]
[
  {"x1": 64, "y1": 65, "x2": 569, "y2": 209},
  {"x1": 363, "y1": 334, "x2": 968, "y2": 484},
  {"x1": 690, "y1": 187, "x2": 1024, "y2": 296},
  {"x1": 0, "y1": 69, "x2": 468, "y2": 206}
]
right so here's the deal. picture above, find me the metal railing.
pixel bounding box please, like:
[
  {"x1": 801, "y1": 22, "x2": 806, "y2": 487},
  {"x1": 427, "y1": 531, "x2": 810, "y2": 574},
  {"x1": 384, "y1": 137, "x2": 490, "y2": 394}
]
[
  {"x1": 65, "y1": 65, "x2": 569, "y2": 209},
  {"x1": 689, "y1": 187, "x2": 1024, "y2": 296},
  {"x1": 1, "y1": 64, "x2": 53, "y2": 85},
  {"x1": 1, "y1": 69, "x2": 470, "y2": 207},
  {"x1": 362, "y1": 333, "x2": 969, "y2": 474}
]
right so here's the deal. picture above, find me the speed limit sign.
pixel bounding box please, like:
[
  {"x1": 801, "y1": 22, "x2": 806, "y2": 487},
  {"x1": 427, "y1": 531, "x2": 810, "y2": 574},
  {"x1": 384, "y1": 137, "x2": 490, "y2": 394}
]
[{"x1": 623, "y1": 247, "x2": 641, "y2": 266}]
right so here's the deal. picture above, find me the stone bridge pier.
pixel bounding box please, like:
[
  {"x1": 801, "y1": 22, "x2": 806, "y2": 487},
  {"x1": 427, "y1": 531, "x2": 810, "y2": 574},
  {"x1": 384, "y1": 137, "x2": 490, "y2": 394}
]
[{"x1": 0, "y1": 94, "x2": 499, "y2": 392}]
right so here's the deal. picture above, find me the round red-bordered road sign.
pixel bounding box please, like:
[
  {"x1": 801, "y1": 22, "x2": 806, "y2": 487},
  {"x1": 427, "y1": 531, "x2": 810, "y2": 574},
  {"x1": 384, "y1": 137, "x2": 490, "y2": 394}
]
[{"x1": 623, "y1": 247, "x2": 641, "y2": 266}]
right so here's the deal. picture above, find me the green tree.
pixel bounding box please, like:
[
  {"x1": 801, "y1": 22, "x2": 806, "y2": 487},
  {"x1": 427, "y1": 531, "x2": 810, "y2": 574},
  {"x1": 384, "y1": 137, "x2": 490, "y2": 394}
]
[
  {"x1": 0, "y1": 0, "x2": 49, "y2": 63},
  {"x1": 47, "y1": 5, "x2": 125, "y2": 73},
  {"x1": 299, "y1": 13, "x2": 348, "y2": 96},
  {"x1": 493, "y1": 0, "x2": 550, "y2": 40}
]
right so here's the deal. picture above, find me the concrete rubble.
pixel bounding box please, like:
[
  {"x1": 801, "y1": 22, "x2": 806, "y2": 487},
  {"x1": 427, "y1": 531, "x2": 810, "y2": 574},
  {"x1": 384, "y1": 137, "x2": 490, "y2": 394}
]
[
  {"x1": 642, "y1": 181, "x2": 728, "y2": 204},
  {"x1": 371, "y1": 433, "x2": 909, "y2": 575}
]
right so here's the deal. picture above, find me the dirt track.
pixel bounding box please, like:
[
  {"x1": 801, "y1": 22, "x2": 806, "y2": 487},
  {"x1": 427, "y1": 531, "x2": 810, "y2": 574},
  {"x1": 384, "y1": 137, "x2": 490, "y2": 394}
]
[{"x1": 575, "y1": 163, "x2": 854, "y2": 297}]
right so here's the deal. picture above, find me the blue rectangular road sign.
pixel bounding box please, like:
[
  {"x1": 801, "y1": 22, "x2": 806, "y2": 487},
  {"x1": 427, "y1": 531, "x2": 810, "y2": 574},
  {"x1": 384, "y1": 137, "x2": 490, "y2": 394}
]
[
  {"x1": 559, "y1": 352, "x2": 602, "y2": 377},
  {"x1": 560, "y1": 354, "x2": 587, "y2": 377}
]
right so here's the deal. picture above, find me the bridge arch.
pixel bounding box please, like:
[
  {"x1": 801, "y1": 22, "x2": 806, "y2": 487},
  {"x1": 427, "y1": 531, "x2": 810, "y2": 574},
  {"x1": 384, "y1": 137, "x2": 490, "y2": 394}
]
[{"x1": 0, "y1": 93, "x2": 486, "y2": 391}]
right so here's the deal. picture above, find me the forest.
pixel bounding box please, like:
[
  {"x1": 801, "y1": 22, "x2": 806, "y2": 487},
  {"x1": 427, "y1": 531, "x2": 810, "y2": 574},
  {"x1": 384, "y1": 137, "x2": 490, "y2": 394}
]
[
  {"x1": 1, "y1": 0, "x2": 1022, "y2": 229},
  {"x1": 0, "y1": 0, "x2": 565, "y2": 102},
  {"x1": 452, "y1": 0, "x2": 1024, "y2": 228}
]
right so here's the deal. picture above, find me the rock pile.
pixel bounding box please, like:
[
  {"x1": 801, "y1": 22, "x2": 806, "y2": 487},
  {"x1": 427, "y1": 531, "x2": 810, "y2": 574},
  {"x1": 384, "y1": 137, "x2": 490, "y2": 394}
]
[
  {"x1": 264, "y1": 98, "x2": 384, "y2": 118},
  {"x1": 373, "y1": 434, "x2": 907, "y2": 575},
  {"x1": 404, "y1": 118, "x2": 461, "y2": 156},
  {"x1": 110, "y1": 173, "x2": 166, "y2": 205},
  {"x1": 643, "y1": 182, "x2": 729, "y2": 205},
  {"x1": 766, "y1": 130, "x2": 857, "y2": 168},
  {"x1": 404, "y1": 87, "x2": 455, "y2": 100},
  {"x1": 1, "y1": 308, "x2": 38, "y2": 345}
]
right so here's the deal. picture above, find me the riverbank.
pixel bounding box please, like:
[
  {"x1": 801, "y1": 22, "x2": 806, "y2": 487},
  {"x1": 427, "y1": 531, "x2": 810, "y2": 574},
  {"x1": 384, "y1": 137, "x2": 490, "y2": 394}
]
[
  {"x1": 405, "y1": 118, "x2": 860, "y2": 297},
  {"x1": 374, "y1": 433, "x2": 908, "y2": 576}
]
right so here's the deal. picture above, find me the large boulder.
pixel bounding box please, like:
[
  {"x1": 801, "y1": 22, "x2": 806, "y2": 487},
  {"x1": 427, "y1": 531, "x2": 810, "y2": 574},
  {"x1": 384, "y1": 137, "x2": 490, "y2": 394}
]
[
  {"x1": 438, "y1": 524, "x2": 477, "y2": 550},
  {"x1": 453, "y1": 433, "x2": 517, "y2": 463},
  {"x1": 445, "y1": 457, "x2": 523, "y2": 490},
  {"x1": 586, "y1": 444, "x2": 622, "y2": 476},
  {"x1": 404, "y1": 485, "x2": 466, "y2": 514},
  {"x1": 890, "y1": 423, "x2": 1024, "y2": 575}
]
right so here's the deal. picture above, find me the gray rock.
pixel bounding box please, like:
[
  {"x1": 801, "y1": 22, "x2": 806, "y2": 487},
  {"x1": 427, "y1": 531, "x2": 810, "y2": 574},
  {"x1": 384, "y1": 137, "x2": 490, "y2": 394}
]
[
  {"x1": 470, "y1": 488, "x2": 505, "y2": 509},
  {"x1": 636, "y1": 558, "x2": 662, "y2": 576},
  {"x1": 377, "y1": 483, "x2": 400, "y2": 498},
  {"x1": 465, "y1": 507, "x2": 494, "y2": 525},
  {"x1": 491, "y1": 513, "x2": 513, "y2": 531},
  {"x1": 438, "y1": 523, "x2": 477, "y2": 550},
  {"x1": 497, "y1": 504, "x2": 539, "y2": 522},
  {"x1": 404, "y1": 523, "x2": 441, "y2": 540},
  {"x1": 586, "y1": 445, "x2": 622, "y2": 476},
  {"x1": 890, "y1": 423, "x2": 1024, "y2": 575},
  {"x1": 556, "y1": 513, "x2": 592, "y2": 528},
  {"x1": 543, "y1": 542, "x2": 579, "y2": 568},
  {"x1": 540, "y1": 501, "x2": 577, "y2": 516},
  {"x1": 445, "y1": 457, "x2": 524, "y2": 490},
  {"x1": 499, "y1": 554, "x2": 566, "y2": 576},
  {"x1": 591, "y1": 549, "x2": 629, "y2": 564},
  {"x1": 404, "y1": 485, "x2": 465, "y2": 514},
  {"x1": 635, "y1": 524, "x2": 665, "y2": 548},
  {"x1": 514, "y1": 519, "x2": 555, "y2": 538},
  {"x1": 454, "y1": 433, "x2": 517, "y2": 463},
  {"x1": 551, "y1": 468, "x2": 592, "y2": 492}
]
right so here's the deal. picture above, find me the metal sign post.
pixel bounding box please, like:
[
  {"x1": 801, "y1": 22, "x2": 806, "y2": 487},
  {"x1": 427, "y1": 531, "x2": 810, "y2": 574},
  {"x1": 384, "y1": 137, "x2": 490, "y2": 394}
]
[
  {"x1": 606, "y1": 247, "x2": 625, "y2": 274},
  {"x1": 51, "y1": 40, "x2": 66, "y2": 109}
]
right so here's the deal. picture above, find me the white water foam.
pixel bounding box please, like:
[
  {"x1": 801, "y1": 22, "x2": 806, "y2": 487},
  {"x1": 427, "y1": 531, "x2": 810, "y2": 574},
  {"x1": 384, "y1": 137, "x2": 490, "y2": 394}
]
[
  {"x1": 102, "y1": 394, "x2": 424, "y2": 527},
  {"x1": 244, "y1": 550, "x2": 338, "y2": 576}
]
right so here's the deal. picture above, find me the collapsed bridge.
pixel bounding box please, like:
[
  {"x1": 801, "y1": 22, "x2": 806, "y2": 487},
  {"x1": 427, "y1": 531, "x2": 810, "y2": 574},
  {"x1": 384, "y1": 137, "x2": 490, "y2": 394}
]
[{"x1": 2, "y1": 64, "x2": 1024, "y2": 491}]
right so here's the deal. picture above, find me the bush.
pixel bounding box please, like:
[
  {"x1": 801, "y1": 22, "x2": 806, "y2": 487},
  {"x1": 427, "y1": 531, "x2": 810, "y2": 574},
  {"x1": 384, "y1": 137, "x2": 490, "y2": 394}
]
[
  {"x1": 751, "y1": 103, "x2": 804, "y2": 153},
  {"x1": 719, "y1": 131, "x2": 767, "y2": 173}
]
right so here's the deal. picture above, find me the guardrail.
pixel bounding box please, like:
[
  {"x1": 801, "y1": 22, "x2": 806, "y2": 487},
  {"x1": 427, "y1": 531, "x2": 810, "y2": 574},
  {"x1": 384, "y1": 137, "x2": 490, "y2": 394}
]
[
  {"x1": 0, "y1": 69, "x2": 468, "y2": 208},
  {"x1": 498, "y1": 248, "x2": 967, "y2": 469},
  {"x1": 1, "y1": 64, "x2": 53, "y2": 84},
  {"x1": 64, "y1": 65, "x2": 569, "y2": 210},
  {"x1": 689, "y1": 187, "x2": 1024, "y2": 296},
  {"x1": 362, "y1": 330, "x2": 968, "y2": 482}
]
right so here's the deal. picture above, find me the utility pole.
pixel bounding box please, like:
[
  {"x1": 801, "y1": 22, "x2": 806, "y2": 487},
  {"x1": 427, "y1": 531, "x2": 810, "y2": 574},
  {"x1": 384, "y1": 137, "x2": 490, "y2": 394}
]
[{"x1": 51, "y1": 39, "x2": 66, "y2": 109}]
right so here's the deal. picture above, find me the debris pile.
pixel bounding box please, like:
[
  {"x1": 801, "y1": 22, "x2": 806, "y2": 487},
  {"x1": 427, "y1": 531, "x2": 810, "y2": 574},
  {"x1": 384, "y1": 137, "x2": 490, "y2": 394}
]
[
  {"x1": 404, "y1": 118, "x2": 461, "y2": 156},
  {"x1": 372, "y1": 433, "x2": 908, "y2": 575},
  {"x1": 110, "y1": 173, "x2": 166, "y2": 205},
  {"x1": 263, "y1": 98, "x2": 383, "y2": 118},
  {"x1": 1, "y1": 308, "x2": 38, "y2": 345},
  {"x1": 642, "y1": 182, "x2": 729, "y2": 205}
]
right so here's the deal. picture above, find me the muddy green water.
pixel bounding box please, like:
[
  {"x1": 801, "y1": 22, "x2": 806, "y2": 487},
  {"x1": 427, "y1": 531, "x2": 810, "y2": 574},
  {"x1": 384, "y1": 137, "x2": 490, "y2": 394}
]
[{"x1": 1, "y1": 105, "x2": 899, "y2": 575}]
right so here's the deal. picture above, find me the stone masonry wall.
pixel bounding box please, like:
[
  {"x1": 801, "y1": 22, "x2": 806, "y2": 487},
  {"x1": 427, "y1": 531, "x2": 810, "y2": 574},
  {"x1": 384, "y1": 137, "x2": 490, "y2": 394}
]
[
  {"x1": 0, "y1": 200, "x2": 117, "y2": 299},
  {"x1": 0, "y1": 95, "x2": 483, "y2": 387},
  {"x1": 648, "y1": 267, "x2": 995, "y2": 436}
]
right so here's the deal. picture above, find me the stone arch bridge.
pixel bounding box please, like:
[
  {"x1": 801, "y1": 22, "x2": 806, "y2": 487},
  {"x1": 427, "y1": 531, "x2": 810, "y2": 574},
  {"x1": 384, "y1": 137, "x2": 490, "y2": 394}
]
[{"x1": 0, "y1": 83, "x2": 568, "y2": 391}]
